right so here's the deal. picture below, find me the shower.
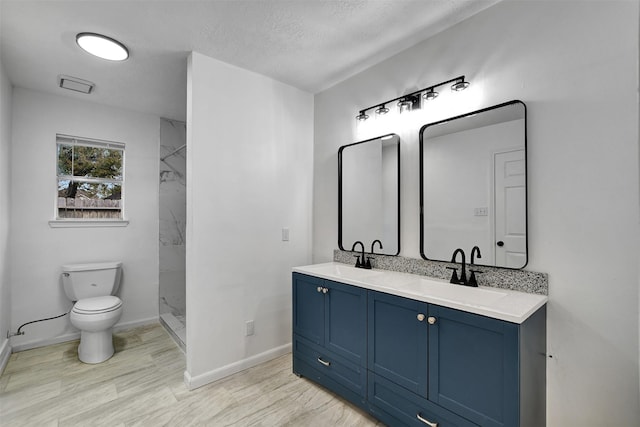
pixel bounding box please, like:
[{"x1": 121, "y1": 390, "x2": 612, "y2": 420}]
[{"x1": 159, "y1": 118, "x2": 186, "y2": 349}]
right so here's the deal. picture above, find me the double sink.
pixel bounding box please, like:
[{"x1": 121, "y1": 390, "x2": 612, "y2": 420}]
[{"x1": 293, "y1": 262, "x2": 547, "y2": 323}]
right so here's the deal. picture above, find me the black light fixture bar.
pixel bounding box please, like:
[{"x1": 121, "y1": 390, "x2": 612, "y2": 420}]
[{"x1": 357, "y1": 75, "x2": 469, "y2": 120}]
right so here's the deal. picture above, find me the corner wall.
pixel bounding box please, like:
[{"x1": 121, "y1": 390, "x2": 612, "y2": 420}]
[
  {"x1": 185, "y1": 52, "x2": 314, "y2": 387},
  {"x1": 313, "y1": 1, "x2": 639, "y2": 425},
  {"x1": 0, "y1": 44, "x2": 13, "y2": 370},
  {"x1": 9, "y1": 88, "x2": 161, "y2": 350}
]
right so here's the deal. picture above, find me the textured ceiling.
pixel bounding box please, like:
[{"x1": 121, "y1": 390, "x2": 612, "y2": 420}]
[{"x1": 0, "y1": 0, "x2": 500, "y2": 121}]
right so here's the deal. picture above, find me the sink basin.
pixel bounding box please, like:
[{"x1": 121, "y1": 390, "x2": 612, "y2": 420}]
[
  {"x1": 403, "y1": 278, "x2": 508, "y2": 307},
  {"x1": 303, "y1": 263, "x2": 382, "y2": 280}
]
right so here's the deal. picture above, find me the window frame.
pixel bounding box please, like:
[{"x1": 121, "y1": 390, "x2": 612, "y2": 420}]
[{"x1": 50, "y1": 134, "x2": 128, "y2": 227}]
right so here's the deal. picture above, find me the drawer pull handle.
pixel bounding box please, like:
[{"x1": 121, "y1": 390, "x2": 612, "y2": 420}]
[
  {"x1": 427, "y1": 316, "x2": 437, "y2": 325},
  {"x1": 416, "y1": 413, "x2": 438, "y2": 427},
  {"x1": 417, "y1": 313, "x2": 426, "y2": 322},
  {"x1": 317, "y1": 286, "x2": 323, "y2": 293},
  {"x1": 317, "y1": 357, "x2": 331, "y2": 367},
  {"x1": 322, "y1": 287, "x2": 329, "y2": 294}
]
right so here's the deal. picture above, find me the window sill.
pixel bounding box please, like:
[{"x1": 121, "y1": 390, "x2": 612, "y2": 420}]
[{"x1": 48, "y1": 219, "x2": 129, "y2": 228}]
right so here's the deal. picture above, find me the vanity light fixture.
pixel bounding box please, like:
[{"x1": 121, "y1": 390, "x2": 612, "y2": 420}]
[
  {"x1": 355, "y1": 74, "x2": 469, "y2": 122},
  {"x1": 375, "y1": 104, "x2": 389, "y2": 115},
  {"x1": 356, "y1": 110, "x2": 370, "y2": 121},
  {"x1": 423, "y1": 88, "x2": 439, "y2": 101},
  {"x1": 76, "y1": 32, "x2": 129, "y2": 61},
  {"x1": 451, "y1": 77, "x2": 470, "y2": 91}
]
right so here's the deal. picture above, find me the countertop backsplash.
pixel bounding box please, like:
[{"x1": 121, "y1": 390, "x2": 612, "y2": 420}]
[{"x1": 333, "y1": 249, "x2": 548, "y2": 295}]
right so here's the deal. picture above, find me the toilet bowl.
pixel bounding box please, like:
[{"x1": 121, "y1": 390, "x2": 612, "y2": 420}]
[
  {"x1": 62, "y1": 261, "x2": 123, "y2": 364},
  {"x1": 70, "y1": 296, "x2": 123, "y2": 364}
]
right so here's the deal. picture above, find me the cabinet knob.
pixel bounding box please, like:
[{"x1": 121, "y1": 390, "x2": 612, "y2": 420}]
[
  {"x1": 417, "y1": 413, "x2": 438, "y2": 427},
  {"x1": 322, "y1": 287, "x2": 329, "y2": 294},
  {"x1": 316, "y1": 286, "x2": 323, "y2": 293},
  {"x1": 417, "y1": 313, "x2": 425, "y2": 322},
  {"x1": 427, "y1": 316, "x2": 437, "y2": 325}
]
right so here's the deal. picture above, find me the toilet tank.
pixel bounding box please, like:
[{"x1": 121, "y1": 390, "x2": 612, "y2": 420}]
[{"x1": 62, "y1": 261, "x2": 122, "y2": 301}]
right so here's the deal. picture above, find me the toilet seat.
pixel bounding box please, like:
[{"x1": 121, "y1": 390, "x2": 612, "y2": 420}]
[{"x1": 73, "y1": 296, "x2": 122, "y2": 315}]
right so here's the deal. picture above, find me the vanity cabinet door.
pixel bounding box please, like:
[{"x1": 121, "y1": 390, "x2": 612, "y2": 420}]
[
  {"x1": 292, "y1": 273, "x2": 325, "y2": 346},
  {"x1": 368, "y1": 290, "x2": 428, "y2": 396},
  {"x1": 427, "y1": 305, "x2": 519, "y2": 427},
  {"x1": 324, "y1": 279, "x2": 367, "y2": 366}
]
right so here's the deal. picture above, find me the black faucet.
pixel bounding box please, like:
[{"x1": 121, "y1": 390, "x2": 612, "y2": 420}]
[
  {"x1": 351, "y1": 241, "x2": 369, "y2": 269},
  {"x1": 470, "y1": 246, "x2": 481, "y2": 264},
  {"x1": 447, "y1": 248, "x2": 467, "y2": 285},
  {"x1": 468, "y1": 246, "x2": 482, "y2": 287},
  {"x1": 366, "y1": 240, "x2": 383, "y2": 269}
]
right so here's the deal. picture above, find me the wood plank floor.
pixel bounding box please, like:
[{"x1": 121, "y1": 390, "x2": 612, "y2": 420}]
[{"x1": 0, "y1": 324, "x2": 382, "y2": 426}]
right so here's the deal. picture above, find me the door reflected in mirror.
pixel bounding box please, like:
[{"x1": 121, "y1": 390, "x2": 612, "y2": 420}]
[
  {"x1": 339, "y1": 134, "x2": 400, "y2": 256},
  {"x1": 420, "y1": 101, "x2": 527, "y2": 268}
]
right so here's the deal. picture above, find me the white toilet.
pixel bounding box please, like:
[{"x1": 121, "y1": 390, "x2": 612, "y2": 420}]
[{"x1": 62, "y1": 261, "x2": 123, "y2": 364}]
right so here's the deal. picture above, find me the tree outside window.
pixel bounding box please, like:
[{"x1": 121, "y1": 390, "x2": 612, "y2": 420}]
[{"x1": 56, "y1": 135, "x2": 125, "y2": 219}]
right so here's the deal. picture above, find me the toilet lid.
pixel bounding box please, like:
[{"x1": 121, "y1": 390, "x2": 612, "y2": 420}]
[{"x1": 73, "y1": 296, "x2": 122, "y2": 314}]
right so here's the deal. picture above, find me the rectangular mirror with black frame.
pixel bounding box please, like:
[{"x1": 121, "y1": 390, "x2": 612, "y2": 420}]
[
  {"x1": 420, "y1": 100, "x2": 527, "y2": 268},
  {"x1": 339, "y1": 133, "x2": 400, "y2": 256}
]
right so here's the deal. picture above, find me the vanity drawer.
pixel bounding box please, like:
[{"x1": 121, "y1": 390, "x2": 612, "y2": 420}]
[
  {"x1": 293, "y1": 335, "x2": 366, "y2": 397},
  {"x1": 368, "y1": 372, "x2": 478, "y2": 427}
]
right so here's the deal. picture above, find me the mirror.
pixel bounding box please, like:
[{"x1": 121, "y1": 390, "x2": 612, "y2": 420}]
[
  {"x1": 339, "y1": 134, "x2": 400, "y2": 256},
  {"x1": 420, "y1": 100, "x2": 527, "y2": 268}
]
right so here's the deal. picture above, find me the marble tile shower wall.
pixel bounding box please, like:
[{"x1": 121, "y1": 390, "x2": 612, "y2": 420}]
[
  {"x1": 159, "y1": 118, "x2": 187, "y2": 318},
  {"x1": 334, "y1": 249, "x2": 548, "y2": 295}
]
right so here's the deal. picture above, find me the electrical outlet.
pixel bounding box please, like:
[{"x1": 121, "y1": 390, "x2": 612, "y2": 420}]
[
  {"x1": 246, "y1": 320, "x2": 255, "y2": 336},
  {"x1": 282, "y1": 227, "x2": 290, "y2": 242}
]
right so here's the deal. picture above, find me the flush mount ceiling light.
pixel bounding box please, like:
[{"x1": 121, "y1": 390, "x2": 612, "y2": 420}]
[
  {"x1": 76, "y1": 32, "x2": 129, "y2": 61},
  {"x1": 375, "y1": 104, "x2": 389, "y2": 115},
  {"x1": 356, "y1": 110, "x2": 369, "y2": 121},
  {"x1": 355, "y1": 75, "x2": 470, "y2": 122}
]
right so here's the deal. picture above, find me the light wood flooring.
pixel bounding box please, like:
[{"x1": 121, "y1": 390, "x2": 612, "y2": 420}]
[{"x1": 0, "y1": 324, "x2": 382, "y2": 426}]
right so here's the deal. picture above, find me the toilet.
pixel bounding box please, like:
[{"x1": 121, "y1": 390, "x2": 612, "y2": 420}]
[{"x1": 62, "y1": 261, "x2": 123, "y2": 364}]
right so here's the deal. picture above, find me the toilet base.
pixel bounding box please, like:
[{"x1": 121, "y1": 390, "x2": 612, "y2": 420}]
[{"x1": 78, "y1": 328, "x2": 115, "y2": 364}]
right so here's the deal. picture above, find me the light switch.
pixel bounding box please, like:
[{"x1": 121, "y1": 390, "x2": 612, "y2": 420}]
[{"x1": 282, "y1": 228, "x2": 290, "y2": 241}]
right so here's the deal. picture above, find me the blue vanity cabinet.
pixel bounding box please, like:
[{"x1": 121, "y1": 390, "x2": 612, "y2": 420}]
[
  {"x1": 292, "y1": 273, "x2": 368, "y2": 406},
  {"x1": 428, "y1": 305, "x2": 519, "y2": 427},
  {"x1": 367, "y1": 289, "x2": 546, "y2": 427},
  {"x1": 292, "y1": 272, "x2": 546, "y2": 427},
  {"x1": 367, "y1": 290, "x2": 428, "y2": 395}
]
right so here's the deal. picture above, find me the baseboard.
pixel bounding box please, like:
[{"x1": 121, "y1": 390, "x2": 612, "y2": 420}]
[
  {"x1": 0, "y1": 337, "x2": 12, "y2": 375},
  {"x1": 113, "y1": 316, "x2": 159, "y2": 332},
  {"x1": 184, "y1": 342, "x2": 292, "y2": 390},
  {"x1": 11, "y1": 316, "x2": 159, "y2": 352},
  {"x1": 11, "y1": 331, "x2": 81, "y2": 352}
]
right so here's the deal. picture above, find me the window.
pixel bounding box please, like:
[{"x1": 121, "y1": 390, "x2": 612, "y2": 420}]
[{"x1": 56, "y1": 134, "x2": 124, "y2": 220}]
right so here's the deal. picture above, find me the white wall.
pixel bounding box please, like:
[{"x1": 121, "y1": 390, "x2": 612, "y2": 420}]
[
  {"x1": 185, "y1": 52, "x2": 313, "y2": 387},
  {"x1": 313, "y1": 1, "x2": 639, "y2": 425},
  {"x1": 0, "y1": 46, "x2": 13, "y2": 368},
  {"x1": 9, "y1": 88, "x2": 160, "y2": 350}
]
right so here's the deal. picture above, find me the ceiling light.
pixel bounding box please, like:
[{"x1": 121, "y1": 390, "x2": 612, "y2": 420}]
[
  {"x1": 356, "y1": 111, "x2": 369, "y2": 121},
  {"x1": 423, "y1": 88, "x2": 439, "y2": 101},
  {"x1": 76, "y1": 32, "x2": 129, "y2": 61},
  {"x1": 375, "y1": 104, "x2": 389, "y2": 115},
  {"x1": 451, "y1": 78, "x2": 470, "y2": 91}
]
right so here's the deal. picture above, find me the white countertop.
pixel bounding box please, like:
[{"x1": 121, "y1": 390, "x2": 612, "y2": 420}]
[{"x1": 293, "y1": 262, "x2": 547, "y2": 324}]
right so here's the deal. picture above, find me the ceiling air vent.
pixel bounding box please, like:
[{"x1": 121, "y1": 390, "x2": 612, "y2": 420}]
[{"x1": 58, "y1": 75, "x2": 95, "y2": 94}]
